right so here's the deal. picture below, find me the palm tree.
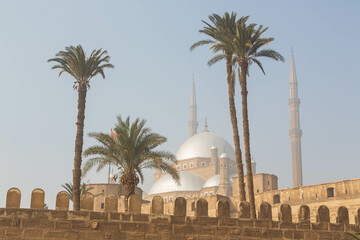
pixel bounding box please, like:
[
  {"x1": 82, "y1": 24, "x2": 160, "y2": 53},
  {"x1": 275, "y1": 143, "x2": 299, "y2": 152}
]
[
  {"x1": 61, "y1": 182, "x2": 103, "y2": 202},
  {"x1": 233, "y1": 19, "x2": 284, "y2": 219},
  {"x1": 346, "y1": 231, "x2": 360, "y2": 240},
  {"x1": 48, "y1": 45, "x2": 114, "y2": 211},
  {"x1": 190, "y1": 13, "x2": 247, "y2": 201},
  {"x1": 82, "y1": 115, "x2": 180, "y2": 211}
]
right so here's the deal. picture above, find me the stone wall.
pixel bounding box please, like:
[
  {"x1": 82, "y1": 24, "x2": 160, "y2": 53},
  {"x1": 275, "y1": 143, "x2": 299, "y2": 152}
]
[
  {"x1": 253, "y1": 178, "x2": 360, "y2": 224},
  {"x1": 0, "y1": 187, "x2": 359, "y2": 239}
]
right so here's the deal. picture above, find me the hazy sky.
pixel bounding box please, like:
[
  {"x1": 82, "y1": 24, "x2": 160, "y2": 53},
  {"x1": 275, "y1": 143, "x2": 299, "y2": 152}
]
[{"x1": 0, "y1": 1, "x2": 359, "y2": 208}]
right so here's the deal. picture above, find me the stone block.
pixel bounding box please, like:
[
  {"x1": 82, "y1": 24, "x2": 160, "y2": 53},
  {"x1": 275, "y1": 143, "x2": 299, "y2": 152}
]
[
  {"x1": 23, "y1": 229, "x2": 43, "y2": 238},
  {"x1": 132, "y1": 213, "x2": 150, "y2": 222},
  {"x1": 55, "y1": 221, "x2": 72, "y2": 230},
  {"x1": 216, "y1": 199, "x2": 230, "y2": 218},
  {"x1": 68, "y1": 210, "x2": 90, "y2": 220},
  {"x1": 329, "y1": 223, "x2": 344, "y2": 231},
  {"x1": 90, "y1": 211, "x2": 108, "y2": 220},
  {"x1": 105, "y1": 194, "x2": 118, "y2": 212},
  {"x1": 259, "y1": 202, "x2": 272, "y2": 220},
  {"x1": 56, "y1": 191, "x2": 69, "y2": 211},
  {"x1": 171, "y1": 215, "x2": 186, "y2": 224},
  {"x1": 279, "y1": 204, "x2": 292, "y2": 223},
  {"x1": 30, "y1": 188, "x2": 45, "y2": 209},
  {"x1": 6, "y1": 188, "x2": 21, "y2": 208},
  {"x1": 174, "y1": 197, "x2": 186, "y2": 216},
  {"x1": 236, "y1": 219, "x2": 254, "y2": 228},
  {"x1": 128, "y1": 194, "x2": 141, "y2": 213},
  {"x1": 151, "y1": 196, "x2": 164, "y2": 215},
  {"x1": 80, "y1": 192, "x2": 94, "y2": 211},
  {"x1": 195, "y1": 198, "x2": 208, "y2": 217}
]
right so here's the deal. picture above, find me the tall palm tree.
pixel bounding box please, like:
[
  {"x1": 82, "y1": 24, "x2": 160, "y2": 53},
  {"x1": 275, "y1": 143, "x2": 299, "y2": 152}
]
[
  {"x1": 48, "y1": 45, "x2": 114, "y2": 211},
  {"x1": 233, "y1": 19, "x2": 284, "y2": 219},
  {"x1": 190, "y1": 13, "x2": 247, "y2": 201},
  {"x1": 61, "y1": 182, "x2": 103, "y2": 202},
  {"x1": 82, "y1": 115, "x2": 179, "y2": 211}
]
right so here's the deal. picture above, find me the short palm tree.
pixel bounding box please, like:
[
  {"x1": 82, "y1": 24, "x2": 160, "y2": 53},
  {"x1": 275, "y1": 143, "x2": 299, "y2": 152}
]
[
  {"x1": 233, "y1": 19, "x2": 284, "y2": 219},
  {"x1": 82, "y1": 115, "x2": 180, "y2": 211},
  {"x1": 61, "y1": 182, "x2": 103, "y2": 202},
  {"x1": 190, "y1": 12, "x2": 247, "y2": 201},
  {"x1": 48, "y1": 45, "x2": 114, "y2": 211}
]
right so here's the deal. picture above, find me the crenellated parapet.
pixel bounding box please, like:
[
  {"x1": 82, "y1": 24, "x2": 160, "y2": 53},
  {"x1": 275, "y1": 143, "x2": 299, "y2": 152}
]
[{"x1": 0, "y1": 188, "x2": 359, "y2": 239}]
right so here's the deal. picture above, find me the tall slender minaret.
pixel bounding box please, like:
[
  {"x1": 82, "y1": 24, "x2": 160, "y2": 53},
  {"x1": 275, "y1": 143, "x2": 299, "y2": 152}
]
[
  {"x1": 289, "y1": 48, "x2": 303, "y2": 187},
  {"x1": 188, "y1": 78, "x2": 198, "y2": 137}
]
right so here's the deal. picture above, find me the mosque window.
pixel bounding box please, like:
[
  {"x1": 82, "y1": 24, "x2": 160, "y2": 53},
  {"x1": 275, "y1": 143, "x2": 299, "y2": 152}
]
[
  {"x1": 345, "y1": 189, "x2": 348, "y2": 195},
  {"x1": 101, "y1": 203, "x2": 104, "y2": 209},
  {"x1": 327, "y1": 188, "x2": 335, "y2": 198},
  {"x1": 273, "y1": 194, "x2": 280, "y2": 204},
  {"x1": 176, "y1": 165, "x2": 180, "y2": 170},
  {"x1": 201, "y1": 162, "x2": 206, "y2": 167},
  {"x1": 169, "y1": 196, "x2": 173, "y2": 201},
  {"x1": 183, "y1": 164, "x2": 187, "y2": 169},
  {"x1": 102, "y1": 189, "x2": 104, "y2": 193},
  {"x1": 268, "y1": 181, "x2": 270, "y2": 185},
  {"x1": 209, "y1": 191, "x2": 214, "y2": 196},
  {"x1": 190, "y1": 162, "x2": 194, "y2": 168},
  {"x1": 191, "y1": 201, "x2": 195, "y2": 211},
  {"x1": 257, "y1": 189, "x2": 259, "y2": 193},
  {"x1": 204, "y1": 192, "x2": 208, "y2": 196},
  {"x1": 164, "y1": 197, "x2": 168, "y2": 202}
]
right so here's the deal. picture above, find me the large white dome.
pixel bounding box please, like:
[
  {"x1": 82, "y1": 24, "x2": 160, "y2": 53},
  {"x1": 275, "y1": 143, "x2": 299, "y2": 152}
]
[
  {"x1": 176, "y1": 131, "x2": 235, "y2": 161},
  {"x1": 148, "y1": 171, "x2": 205, "y2": 196}
]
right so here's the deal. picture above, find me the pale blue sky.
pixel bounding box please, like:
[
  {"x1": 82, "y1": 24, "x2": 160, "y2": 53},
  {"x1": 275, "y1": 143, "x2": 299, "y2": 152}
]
[{"x1": 0, "y1": 1, "x2": 359, "y2": 208}]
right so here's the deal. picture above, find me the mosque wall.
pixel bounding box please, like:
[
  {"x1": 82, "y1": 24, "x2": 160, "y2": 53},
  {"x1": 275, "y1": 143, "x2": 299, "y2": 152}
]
[{"x1": 232, "y1": 173, "x2": 279, "y2": 197}]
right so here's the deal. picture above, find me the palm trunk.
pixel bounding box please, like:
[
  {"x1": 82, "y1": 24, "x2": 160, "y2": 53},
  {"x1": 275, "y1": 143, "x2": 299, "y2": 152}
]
[
  {"x1": 226, "y1": 53, "x2": 246, "y2": 202},
  {"x1": 124, "y1": 181, "x2": 136, "y2": 213},
  {"x1": 239, "y1": 62, "x2": 256, "y2": 219},
  {"x1": 72, "y1": 83, "x2": 87, "y2": 211}
]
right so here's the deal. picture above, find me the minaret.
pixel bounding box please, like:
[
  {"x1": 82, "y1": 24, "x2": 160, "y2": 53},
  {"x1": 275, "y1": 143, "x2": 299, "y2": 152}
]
[
  {"x1": 217, "y1": 153, "x2": 230, "y2": 196},
  {"x1": 188, "y1": 78, "x2": 198, "y2": 137},
  {"x1": 289, "y1": 49, "x2": 303, "y2": 187}
]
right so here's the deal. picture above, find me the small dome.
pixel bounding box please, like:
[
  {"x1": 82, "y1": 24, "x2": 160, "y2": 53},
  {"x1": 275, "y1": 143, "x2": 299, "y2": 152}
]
[
  {"x1": 202, "y1": 174, "x2": 237, "y2": 189},
  {"x1": 203, "y1": 175, "x2": 220, "y2": 188},
  {"x1": 211, "y1": 145, "x2": 217, "y2": 150},
  {"x1": 148, "y1": 171, "x2": 205, "y2": 195},
  {"x1": 220, "y1": 153, "x2": 227, "y2": 158},
  {"x1": 176, "y1": 132, "x2": 235, "y2": 161}
]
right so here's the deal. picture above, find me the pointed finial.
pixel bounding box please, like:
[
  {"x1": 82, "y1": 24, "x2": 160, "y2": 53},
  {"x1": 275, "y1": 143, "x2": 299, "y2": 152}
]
[
  {"x1": 291, "y1": 46, "x2": 294, "y2": 55},
  {"x1": 203, "y1": 117, "x2": 209, "y2": 132}
]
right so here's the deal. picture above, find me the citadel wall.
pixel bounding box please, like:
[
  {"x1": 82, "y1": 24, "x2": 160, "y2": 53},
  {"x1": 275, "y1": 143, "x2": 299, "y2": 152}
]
[
  {"x1": 253, "y1": 178, "x2": 360, "y2": 224},
  {"x1": 0, "y1": 187, "x2": 359, "y2": 239}
]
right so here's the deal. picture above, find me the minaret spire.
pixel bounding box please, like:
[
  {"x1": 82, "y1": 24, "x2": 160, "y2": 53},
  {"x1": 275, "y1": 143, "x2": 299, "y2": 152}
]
[
  {"x1": 289, "y1": 49, "x2": 303, "y2": 187},
  {"x1": 188, "y1": 76, "x2": 198, "y2": 137}
]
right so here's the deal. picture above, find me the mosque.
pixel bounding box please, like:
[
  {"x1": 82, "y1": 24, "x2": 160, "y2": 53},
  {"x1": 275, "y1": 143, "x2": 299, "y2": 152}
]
[
  {"x1": 144, "y1": 80, "x2": 278, "y2": 202},
  {"x1": 87, "y1": 51, "x2": 360, "y2": 223}
]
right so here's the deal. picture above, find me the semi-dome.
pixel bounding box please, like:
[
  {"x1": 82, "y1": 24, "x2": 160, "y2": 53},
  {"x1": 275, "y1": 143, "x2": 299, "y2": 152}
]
[
  {"x1": 148, "y1": 171, "x2": 205, "y2": 196},
  {"x1": 176, "y1": 131, "x2": 235, "y2": 161},
  {"x1": 202, "y1": 174, "x2": 238, "y2": 189}
]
